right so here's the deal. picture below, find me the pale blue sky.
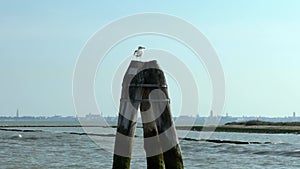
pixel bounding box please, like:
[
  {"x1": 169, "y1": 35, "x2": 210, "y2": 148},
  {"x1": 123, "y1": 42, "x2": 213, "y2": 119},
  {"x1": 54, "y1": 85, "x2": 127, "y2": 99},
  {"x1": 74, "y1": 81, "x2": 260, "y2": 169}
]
[{"x1": 1, "y1": 0, "x2": 300, "y2": 117}]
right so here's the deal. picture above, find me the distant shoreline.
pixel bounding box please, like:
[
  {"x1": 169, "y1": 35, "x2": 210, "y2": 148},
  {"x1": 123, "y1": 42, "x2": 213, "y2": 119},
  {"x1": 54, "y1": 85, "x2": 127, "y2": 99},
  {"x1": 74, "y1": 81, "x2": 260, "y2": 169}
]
[{"x1": 1, "y1": 120, "x2": 300, "y2": 134}]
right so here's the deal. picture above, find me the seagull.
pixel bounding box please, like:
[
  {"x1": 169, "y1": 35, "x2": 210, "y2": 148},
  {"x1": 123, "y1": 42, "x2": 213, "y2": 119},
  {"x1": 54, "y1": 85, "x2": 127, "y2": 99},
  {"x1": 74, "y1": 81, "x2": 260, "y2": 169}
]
[{"x1": 133, "y1": 46, "x2": 145, "y2": 58}]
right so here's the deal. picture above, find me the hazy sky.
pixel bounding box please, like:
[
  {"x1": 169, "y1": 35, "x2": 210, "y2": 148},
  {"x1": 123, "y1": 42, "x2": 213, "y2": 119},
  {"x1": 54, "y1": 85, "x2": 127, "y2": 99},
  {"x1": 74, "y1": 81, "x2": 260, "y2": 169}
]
[{"x1": 1, "y1": 0, "x2": 300, "y2": 117}]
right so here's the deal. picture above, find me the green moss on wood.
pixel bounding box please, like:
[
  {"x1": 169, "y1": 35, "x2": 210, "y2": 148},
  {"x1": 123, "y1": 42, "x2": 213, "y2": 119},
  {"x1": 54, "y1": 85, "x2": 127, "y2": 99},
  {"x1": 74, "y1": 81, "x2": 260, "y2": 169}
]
[{"x1": 112, "y1": 155, "x2": 131, "y2": 169}]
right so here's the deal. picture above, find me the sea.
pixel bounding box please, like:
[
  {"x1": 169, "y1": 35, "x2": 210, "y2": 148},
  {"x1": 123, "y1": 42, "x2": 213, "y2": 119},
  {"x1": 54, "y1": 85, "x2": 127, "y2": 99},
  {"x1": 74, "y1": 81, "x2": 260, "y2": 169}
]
[{"x1": 0, "y1": 121, "x2": 299, "y2": 169}]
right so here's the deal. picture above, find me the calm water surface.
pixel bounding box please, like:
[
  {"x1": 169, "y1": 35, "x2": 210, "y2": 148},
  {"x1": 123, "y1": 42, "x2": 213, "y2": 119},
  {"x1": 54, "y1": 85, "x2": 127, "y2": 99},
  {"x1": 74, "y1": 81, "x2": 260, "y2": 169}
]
[{"x1": 0, "y1": 121, "x2": 299, "y2": 169}]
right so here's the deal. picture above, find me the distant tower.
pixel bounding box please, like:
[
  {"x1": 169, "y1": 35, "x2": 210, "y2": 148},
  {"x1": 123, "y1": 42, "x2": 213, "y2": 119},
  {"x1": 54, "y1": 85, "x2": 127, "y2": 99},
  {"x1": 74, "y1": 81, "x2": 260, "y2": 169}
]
[
  {"x1": 293, "y1": 112, "x2": 296, "y2": 118},
  {"x1": 16, "y1": 109, "x2": 19, "y2": 118},
  {"x1": 210, "y1": 110, "x2": 213, "y2": 117}
]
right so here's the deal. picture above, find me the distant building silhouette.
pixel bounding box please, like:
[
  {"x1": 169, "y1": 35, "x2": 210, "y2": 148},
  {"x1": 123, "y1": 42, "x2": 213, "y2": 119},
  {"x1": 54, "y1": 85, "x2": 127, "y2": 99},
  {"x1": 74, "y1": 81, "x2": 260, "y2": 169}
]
[
  {"x1": 16, "y1": 109, "x2": 19, "y2": 118},
  {"x1": 85, "y1": 113, "x2": 101, "y2": 120}
]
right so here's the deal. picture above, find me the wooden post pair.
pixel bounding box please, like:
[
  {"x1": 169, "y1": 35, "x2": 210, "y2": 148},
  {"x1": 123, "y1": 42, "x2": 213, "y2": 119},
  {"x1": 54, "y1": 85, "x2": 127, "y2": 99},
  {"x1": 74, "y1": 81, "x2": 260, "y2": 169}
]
[{"x1": 113, "y1": 60, "x2": 184, "y2": 169}]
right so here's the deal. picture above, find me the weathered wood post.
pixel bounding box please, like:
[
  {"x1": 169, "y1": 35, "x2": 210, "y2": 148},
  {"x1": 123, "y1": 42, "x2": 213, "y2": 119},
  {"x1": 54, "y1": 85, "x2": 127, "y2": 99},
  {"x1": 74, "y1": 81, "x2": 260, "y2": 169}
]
[
  {"x1": 113, "y1": 60, "x2": 184, "y2": 169},
  {"x1": 112, "y1": 61, "x2": 141, "y2": 169},
  {"x1": 134, "y1": 61, "x2": 166, "y2": 169}
]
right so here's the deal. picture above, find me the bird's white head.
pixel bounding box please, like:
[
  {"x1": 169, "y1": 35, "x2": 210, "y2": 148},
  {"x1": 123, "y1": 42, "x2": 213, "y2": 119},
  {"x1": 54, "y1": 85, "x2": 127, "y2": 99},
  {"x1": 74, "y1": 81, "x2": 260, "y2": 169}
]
[{"x1": 134, "y1": 46, "x2": 145, "y2": 57}]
